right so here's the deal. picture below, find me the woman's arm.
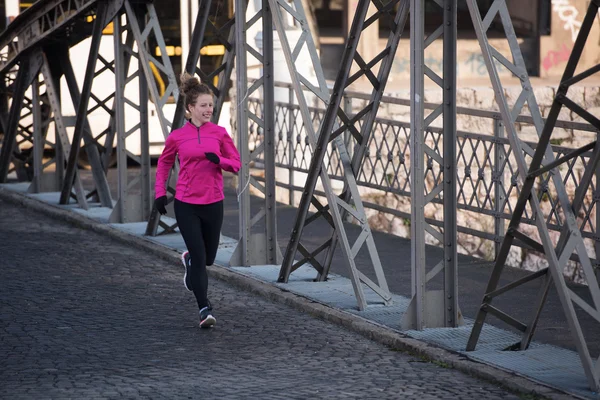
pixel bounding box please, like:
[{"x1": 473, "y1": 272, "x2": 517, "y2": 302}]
[
  {"x1": 154, "y1": 134, "x2": 177, "y2": 198},
  {"x1": 218, "y1": 130, "x2": 241, "y2": 174}
]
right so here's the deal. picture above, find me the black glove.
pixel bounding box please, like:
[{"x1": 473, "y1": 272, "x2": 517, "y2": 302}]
[
  {"x1": 205, "y1": 152, "x2": 220, "y2": 165},
  {"x1": 154, "y1": 196, "x2": 168, "y2": 215}
]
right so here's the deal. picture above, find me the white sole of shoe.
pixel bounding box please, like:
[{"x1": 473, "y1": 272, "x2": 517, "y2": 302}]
[
  {"x1": 200, "y1": 315, "x2": 216, "y2": 328},
  {"x1": 181, "y1": 252, "x2": 192, "y2": 291}
]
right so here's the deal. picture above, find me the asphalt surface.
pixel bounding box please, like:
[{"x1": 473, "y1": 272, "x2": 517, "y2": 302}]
[
  {"x1": 77, "y1": 167, "x2": 599, "y2": 356},
  {"x1": 217, "y1": 175, "x2": 600, "y2": 356},
  {"x1": 0, "y1": 198, "x2": 528, "y2": 399}
]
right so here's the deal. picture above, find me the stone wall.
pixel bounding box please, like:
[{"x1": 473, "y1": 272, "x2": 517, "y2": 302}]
[
  {"x1": 384, "y1": 0, "x2": 600, "y2": 81},
  {"x1": 231, "y1": 80, "x2": 600, "y2": 285},
  {"x1": 356, "y1": 84, "x2": 600, "y2": 284}
]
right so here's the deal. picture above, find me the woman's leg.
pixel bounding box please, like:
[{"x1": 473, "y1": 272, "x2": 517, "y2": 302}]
[
  {"x1": 200, "y1": 200, "x2": 224, "y2": 267},
  {"x1": 174, "y1": 199, "x2": 209, "y2": 310}
]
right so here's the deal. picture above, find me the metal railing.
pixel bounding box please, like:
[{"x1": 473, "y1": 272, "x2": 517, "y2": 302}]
[{"x1": 236, "y1": 81, "x2": 600, "y2": 276}]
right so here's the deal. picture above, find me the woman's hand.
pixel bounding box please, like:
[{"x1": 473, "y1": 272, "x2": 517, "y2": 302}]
[
  {"x1": 205, "y1": 152, "x2": 220, "y2": 165},
  {"x1": 154, "y1": 196, "x2": 168, "y2": 215}
]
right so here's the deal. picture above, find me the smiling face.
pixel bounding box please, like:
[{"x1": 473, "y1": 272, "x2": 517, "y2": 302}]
[{"x1": 188, "y1": 93, "x2": 214, "y2": 126}]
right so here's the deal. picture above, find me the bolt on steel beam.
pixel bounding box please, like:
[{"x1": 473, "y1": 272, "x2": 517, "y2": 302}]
[
  {"x1": 275, "y1": 0, "x2": 404, "y2": 310},
  {"x1": 465, "y1": 0, "x2": 600, "y2": 391}
]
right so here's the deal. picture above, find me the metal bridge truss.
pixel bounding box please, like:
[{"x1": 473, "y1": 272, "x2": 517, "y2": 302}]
[
  {"x1": 0, "y1": 0, "x2": 181, "y2": 224},
  {"x1": 229, "y1": 0, "x2": 282, "y2": 266},
  {"x1": 1, "y1": 0, "x2": 599, "y2": 391},
  {"x1": 276, "y1": 0, "x2": 409, "y2": 310},
  {"x1": 107, "y1": 0, "x2": 181, "y2": 223},
  {"x1": 399, "y1": 0, "x2": 461, "y2": 330},
  {"x1": 465, "y1": 0, "x2": 600, "y2": 391},
  {"x1": 0, "y1": 0, "x2": 122, "y2": 209}
]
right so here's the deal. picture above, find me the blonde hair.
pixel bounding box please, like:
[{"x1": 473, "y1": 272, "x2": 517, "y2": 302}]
[{"x1": 179, "y1": 72, "x2": 213, "y2": 113}]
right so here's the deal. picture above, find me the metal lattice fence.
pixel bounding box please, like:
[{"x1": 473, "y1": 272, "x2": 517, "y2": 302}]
[{"x1": 236, "y1": 83, "x2": 600, "y2": 279}]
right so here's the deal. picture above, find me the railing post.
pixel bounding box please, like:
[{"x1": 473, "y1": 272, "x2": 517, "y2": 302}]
[
  {"x1": 596, "y1": 154, "x2": 600, "y2": 282},
  {"x1": 343, "y1": 93, "x2": 352, "y2": 159},
  {"x1": 288, "y1": 85, "x2": 295, "y2": 206},
  {"x1": 30, "y1": 76, "x2": 42, "y2": 193},
  {"x1": 493, "y1": 117, "x2": 505, "y2": 259}
]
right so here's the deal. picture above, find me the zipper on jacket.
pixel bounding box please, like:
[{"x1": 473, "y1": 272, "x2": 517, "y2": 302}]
[{"x1": 196, "y1": 125, "x2": 201, "y2": 144}]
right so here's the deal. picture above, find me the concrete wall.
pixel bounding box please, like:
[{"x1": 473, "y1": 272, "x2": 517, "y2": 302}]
[
  {"x1": 540, "y1": 0, "x2": 600, "y2": 78},
  {"x1": 389, "y1": 37, "x2": 519, "y2": 83},
  {"x1": 359, "y1": 82, "x2": 600, "y2": 284},
  {"x1": 381, "y1": 0, "x2": 600, "y2": 82}
]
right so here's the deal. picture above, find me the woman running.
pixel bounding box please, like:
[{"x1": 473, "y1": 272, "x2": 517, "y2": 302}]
[{"x1": 154, "y1": 73, "x2": 241, "y2": 328}]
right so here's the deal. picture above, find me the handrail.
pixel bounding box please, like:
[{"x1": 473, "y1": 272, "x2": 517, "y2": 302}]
[
  {"x1": 241, "y1": 82, "x2": 600, "y2": 268},
  {"x1": 251, "y1": 78, "x2": 599, "y2": 133}
]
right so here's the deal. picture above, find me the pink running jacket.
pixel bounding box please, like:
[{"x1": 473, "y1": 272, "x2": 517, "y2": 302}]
[{"x1": 155, "y1": 121, "x2": 241, "y2": 205}]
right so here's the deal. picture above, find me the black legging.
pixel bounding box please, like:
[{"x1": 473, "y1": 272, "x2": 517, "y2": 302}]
[{"x1": 174, "y1": 199, "x2": 223, "y2": 310}]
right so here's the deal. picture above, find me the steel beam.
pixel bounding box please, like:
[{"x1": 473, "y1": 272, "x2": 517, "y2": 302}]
[
  {"x1": 138, "y1": 53, "x2": 151, "y2": 221},
  {"x1": 465, "y1": 0, "x2": 600, "y2": 391},
  {"x1": 38, "y1": 52, "x2": 88, "y2": 208},
  {"x1": 112, "y1": 12, "x2": 129, "y2": 223},
  {"x1": 261, "y1": 0, "x2": 279, "y2": 265},
  {"x1": 402, "y1": 0, "x2": 460, "y2": 330},
  {"x1": 12, "y1": 94, "x2": 35, "y2": 182},
  {"x1": 59, "y1": 1, "x2": 113, "y2": 207},
  {"x1": 173, "y1": 0, "x2": 214, "y2": 132},
  {"x1": 124, "y1": 0, "x2": 179, "y2": 141},
  {"x1": 274, "y1": 0, "x2": 397, "y2": 309},
  {"x1": 442, "y1": 0, "x2": 458, "y2": 329},
  {"x1": 0, "y1": 52, "x2": 41, "y2": 182},
  {"x1": 493, "y1": 118, "x2": 506, "y2": 258},
  {"x1": 108, "y1": 11, "x2": 153, "y2": 223},
  {"x1": 101, "y1": 0, "x2": 179, "y2": 223},
  {"x1": 27, "y1": 65, "x2": 54, "y2": 194},
  {"x1": 319, "y1": 0, "x2": 410, "y2": 282},
  {"x1": 230, "y1": 0, "x2": 282, "y2": 266},
  {"x1": 29, "y1": 76, "x2": 42, "y2": 193},
  {"x1": 0, "y1": 64, "x2": 42, "y2": 184},
  {"x1": 97, "y1": 10, "x2": 140, "y2": 177},
  {"x1": 0, "y1": 0, "x2": 120, "y2": 75},
  {"x1": 233, "y1": 0, "x2": 251, "y2": 265}
]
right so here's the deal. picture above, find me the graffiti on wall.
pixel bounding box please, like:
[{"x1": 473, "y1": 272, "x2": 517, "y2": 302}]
[
  {"x1": 551, "y1": 0, "x2": 583, "y2": 42},
  {"x1": 392, "y1": 57, "x2": 443, "y2": 74},
  {"x1": 464, "y1": 53, "x2": 508, "y2": 76},
  {"x1": 392, "y1": 53, "x2": 510, "y2": 77},
  {"x1": 542, "y1": 43, "x2": 572, "y2": 71}
]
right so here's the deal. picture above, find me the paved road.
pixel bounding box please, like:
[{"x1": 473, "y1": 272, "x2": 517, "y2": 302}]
[
  {"x1": 76, "y1": 168, "x2": 599, "y2": 357},
  {"x1": 0, "y1": 199, "x2": 525, "y2": 399}
]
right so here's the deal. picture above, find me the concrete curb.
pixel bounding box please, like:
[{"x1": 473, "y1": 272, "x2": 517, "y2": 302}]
[{"x1": 0, "y1": 187, "x2": 584, "y2": 400}]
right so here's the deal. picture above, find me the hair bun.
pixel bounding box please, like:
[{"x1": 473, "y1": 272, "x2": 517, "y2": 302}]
[{"x1": 179, "y1": 72, "x2": 213, "y2": 111}]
